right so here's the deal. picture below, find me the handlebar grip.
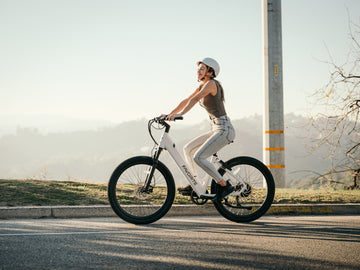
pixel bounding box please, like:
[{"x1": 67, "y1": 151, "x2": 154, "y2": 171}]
[{"x1": 154, "y1": 115, "x2": 183, "y2": 122}]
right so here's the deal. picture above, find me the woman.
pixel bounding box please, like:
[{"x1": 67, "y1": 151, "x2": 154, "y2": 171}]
[{"x1": 164, "y1": 57, "x2": 236, "y2": 201}]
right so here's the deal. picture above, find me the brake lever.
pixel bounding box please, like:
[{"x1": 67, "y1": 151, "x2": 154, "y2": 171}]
[{"x1": 154, "y1": 115, "x2": 167, "y2": 122}]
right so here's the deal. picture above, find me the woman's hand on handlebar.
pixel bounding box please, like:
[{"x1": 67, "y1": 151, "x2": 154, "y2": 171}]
[
  {"x1": 166, "y1": 113, "x2": 183, "y2": 121},
  {"x1": 158, "y1": 114, "x2": 167, "y2": 120},
  {"x1": 156, "y1": 114, "x2": 183, "y2": 122}
]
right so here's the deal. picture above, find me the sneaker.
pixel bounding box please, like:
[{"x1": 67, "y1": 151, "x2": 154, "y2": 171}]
[
  {"x1": 212, "y1": 181, "x2": 234, "y2": 202},
  {"x1": 177, "y1": 185, "x2": 193, "y2": 196}
]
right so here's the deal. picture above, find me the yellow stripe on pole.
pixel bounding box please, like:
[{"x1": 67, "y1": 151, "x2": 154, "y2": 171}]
[
  {"x1": 265, "y1": 147, "x2": 285, "y2": 151},
  {"x1": 265, "y1": 130, "x2": 284, "y2": 134},
  {"x1": 266, "y1": 165, "x2": 285, "y2": 168}
]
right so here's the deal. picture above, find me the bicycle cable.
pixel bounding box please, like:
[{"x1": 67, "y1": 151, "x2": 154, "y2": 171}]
[{"x1": 148, "y1": 118, "x2": 166, "y2": 145}]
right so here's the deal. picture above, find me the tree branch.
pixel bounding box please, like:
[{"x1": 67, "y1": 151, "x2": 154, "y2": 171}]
[{"x1": 347, "y1": 142, "x2": 360, "y2": 155}]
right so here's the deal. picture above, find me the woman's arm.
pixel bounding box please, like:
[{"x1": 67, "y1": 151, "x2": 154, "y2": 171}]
[
  {"x1": 167, "y1": 80, "x2": 217, "y2": 120},
  {"x1": 168, "y1": 88, "x2": 199, "y2": 116}
]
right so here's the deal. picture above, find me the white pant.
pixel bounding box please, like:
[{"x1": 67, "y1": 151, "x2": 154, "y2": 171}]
[{"x1": 183, "y1": 116, "x2": 235, "y2": 183}]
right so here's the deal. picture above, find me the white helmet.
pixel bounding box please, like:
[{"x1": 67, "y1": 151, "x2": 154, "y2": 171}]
[{"x1": 197, "y1": 57, "x2": 220, "y2": 77}]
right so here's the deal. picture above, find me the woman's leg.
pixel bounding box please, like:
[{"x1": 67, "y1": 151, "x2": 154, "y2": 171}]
[
  {"x1": 194, "y1": 118, "x2": 235, "y2": 186},
  {"x1": 183, "y1": 131, "x2": 212, "y2": 178},
  {"x1": 193, "y1": 130, "x2": 230, "y2": 183}
]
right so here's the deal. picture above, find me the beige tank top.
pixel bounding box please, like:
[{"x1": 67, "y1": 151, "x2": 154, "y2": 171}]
[{"x1": 199, "y1": 80, "x2": 227, "y2": 119}]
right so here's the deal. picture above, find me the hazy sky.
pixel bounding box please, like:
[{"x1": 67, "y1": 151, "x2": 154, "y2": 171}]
[{"x1": 1, "y1": 0, "x2": 360, "y2": 126}]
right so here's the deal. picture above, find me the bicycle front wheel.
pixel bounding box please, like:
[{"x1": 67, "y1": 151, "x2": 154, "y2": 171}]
[
  {"x1": 108, "y1": 156, "x2": 175, "y2": 224},
  {"x1": 211, "y1": 156, "x2": 275, "y2": 223}
]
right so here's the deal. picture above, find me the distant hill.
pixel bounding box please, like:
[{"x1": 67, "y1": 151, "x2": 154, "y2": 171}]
[{"x1": 0, "y1": 114, "x2": 340, "y2": 187}]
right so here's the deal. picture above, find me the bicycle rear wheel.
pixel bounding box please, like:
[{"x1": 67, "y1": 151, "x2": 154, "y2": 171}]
[
  {"x1": 108, "y1": 156, "x2": 175, "y2": 224},
  {"x1": 211, "y1": 156, "x2": 275, "y2": 223}
]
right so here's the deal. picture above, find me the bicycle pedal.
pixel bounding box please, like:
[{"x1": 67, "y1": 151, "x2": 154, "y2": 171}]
[
  {"x1": 200, "y1": 194, "x2": 216, "y2": 199},
  {"x1": 177, "y1": 185, "x2": 193, "y2": 196},
  {"x1": 178, "y1": 191, "x2": 192, "y2": 196}
]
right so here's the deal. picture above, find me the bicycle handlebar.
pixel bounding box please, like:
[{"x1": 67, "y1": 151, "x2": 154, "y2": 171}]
[
  {"x1": 148, "y1": 115, "x2": 184, "y2": 145},
  {"x1": 154, "y1": 115, "x2": 184, "y2": 122}
]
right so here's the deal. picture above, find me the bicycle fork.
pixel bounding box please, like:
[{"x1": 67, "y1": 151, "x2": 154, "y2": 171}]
[{"x1": 142, "y1": 147, "x2": 163, "y2": 192}]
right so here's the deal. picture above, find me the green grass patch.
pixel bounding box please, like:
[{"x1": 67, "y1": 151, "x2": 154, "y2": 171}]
[{"x1": 1, "y1": 179, "x2": 360, "y2": 207}]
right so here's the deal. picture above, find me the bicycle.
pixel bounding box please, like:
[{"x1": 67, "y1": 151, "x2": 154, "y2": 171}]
[{"x1": 108, "y1": 116, "x2": 275, "y2": 224}]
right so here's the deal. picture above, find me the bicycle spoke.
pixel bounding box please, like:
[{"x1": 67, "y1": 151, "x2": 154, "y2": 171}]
[
  {"x1": 213, "y1": 156, "x2": 275, "y2": 223},
  {"x1": 108, "y1": 156, "x2": 175, "y2": 224}
]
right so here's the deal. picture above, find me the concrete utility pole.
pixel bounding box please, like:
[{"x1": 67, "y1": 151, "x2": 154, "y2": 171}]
[{"x1": 262, "y1": 0, "x2": 285, "y2": 188}]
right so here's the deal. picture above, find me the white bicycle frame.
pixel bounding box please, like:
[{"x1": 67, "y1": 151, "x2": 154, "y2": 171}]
[{"x1": 157, "y1": 128, "x2": 247, "y2": 198}]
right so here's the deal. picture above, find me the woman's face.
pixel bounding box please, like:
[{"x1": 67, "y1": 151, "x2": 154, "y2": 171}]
[{"x1": 197, "y1": 63, "x2": 208, "y2": 81}]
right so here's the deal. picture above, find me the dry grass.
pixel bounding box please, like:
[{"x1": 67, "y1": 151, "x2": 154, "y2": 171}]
[
  {"x1": 273, "y1": 188, "x2": 360, "y2": 204},
  {"x1": 0, "y1": 179, "x2": 108, "y2": 206},
  {"x1": 1, "y1": 179, "x2": 359, "y2": 207}
]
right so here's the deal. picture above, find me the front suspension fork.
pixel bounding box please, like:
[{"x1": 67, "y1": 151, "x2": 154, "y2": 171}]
[{"x1": 143, "y1": 147, "x2": 163, "y2": 192}]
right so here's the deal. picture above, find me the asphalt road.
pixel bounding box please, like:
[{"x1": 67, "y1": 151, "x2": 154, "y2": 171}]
[{"x1": 0, "y1": 216, "x2": 359, "y2": 270}]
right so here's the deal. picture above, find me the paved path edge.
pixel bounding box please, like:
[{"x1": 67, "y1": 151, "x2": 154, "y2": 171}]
[{"x1": 0, "y1": 203, "x2": 359, "y2": 219}]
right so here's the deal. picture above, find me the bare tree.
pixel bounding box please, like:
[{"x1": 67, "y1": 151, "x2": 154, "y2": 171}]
[{"x1": 309, "y1": 17, "x2": 360, "y2": 189}]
